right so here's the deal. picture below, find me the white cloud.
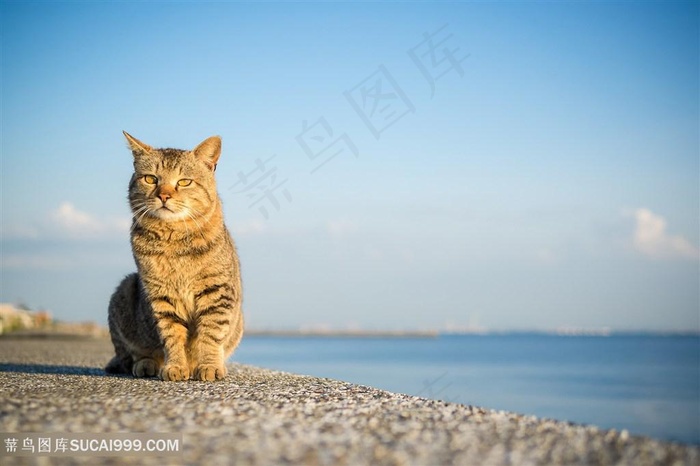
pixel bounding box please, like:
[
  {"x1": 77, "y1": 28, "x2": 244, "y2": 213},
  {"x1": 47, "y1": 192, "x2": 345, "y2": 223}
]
[
  {"x1": 2, "y1": 204, "x2": 130, "y2": 241},
  {"x1": 2, "y1": 202, "x2": 123, "y2": 240},
  {"x1": 113, "y1": 218, "x2": 132, "y2": 232},
  {"x1": 534, "y1": 248, "x2": 559, "y2": 266},
  {"x1": 2, "y1": 203, "x2": 131, "y2": 270},
  {"x1": 631, "y1": 208, "x2": 699, "y2": 261},
  {"x1": 51, "y1": 202, "x2": 104, "y2": 235},
  {"x1": 326, "y1": 218, "x2": 358, "y2": 239},
  {"x1": 47, "y1": 202, "x2": 130, "y2": 239},
  {"x1": 232, "y1": 219, "x2": 267, "y2": 237}
]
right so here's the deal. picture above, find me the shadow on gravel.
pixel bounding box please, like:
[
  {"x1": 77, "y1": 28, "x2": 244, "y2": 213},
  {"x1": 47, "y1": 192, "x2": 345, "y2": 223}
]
[{"x1": 0, "y1": 363, "x2": 122, "y2": 377}]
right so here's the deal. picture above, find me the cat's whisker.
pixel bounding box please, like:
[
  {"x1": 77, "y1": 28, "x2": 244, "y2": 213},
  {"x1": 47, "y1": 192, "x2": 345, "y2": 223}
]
[
  {"x1": 186, "y1": 211, "x2": 207, "y2": 241},
  {"x1": 131, "y1": 203, "x2": 150, "y2": 221},
  {"x1": 129, "y1": 209, "x2": 146, "y2": 230},
  {"x1": 131, "y1": 204, "x2": 149, "y2": 219},
  {"x1": 180, "y1": 205, "x2": 191, "y2": 238},
  {"x1": 188, "y1": 207, "x2": 206, "y2": 240},
  {"x1": 178, "y1": 207, "x2": 192, "y2": 240},
  {"x1": 131, "y1": 204, "x2": 152, "y2": 232}
]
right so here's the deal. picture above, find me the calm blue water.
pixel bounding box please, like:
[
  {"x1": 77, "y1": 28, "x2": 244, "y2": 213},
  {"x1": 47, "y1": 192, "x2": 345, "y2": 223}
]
[{"x1": 232, "y1": 334, "x2": 700, "y2": 445}]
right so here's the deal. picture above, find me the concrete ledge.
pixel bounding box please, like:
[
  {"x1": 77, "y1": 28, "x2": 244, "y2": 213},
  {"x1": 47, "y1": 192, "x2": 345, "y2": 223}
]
[{"x1": 0, "y1": 337, "x2": 697, "y2": 465}]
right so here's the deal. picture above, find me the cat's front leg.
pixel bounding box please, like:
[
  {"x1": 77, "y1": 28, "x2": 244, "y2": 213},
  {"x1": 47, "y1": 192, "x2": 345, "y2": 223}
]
[
  {"x1": 152, "y1": 300, "x2": 190, "y2": 381},
  {"x1": 190, "y1": 284, "x2": 236, "y2": 381},
  {"x1": 190, "y1": 316, "x2": 230, "y2": 381},
  {"x1": 190, "y1": 331, "x2": 228, "y2": 381},
  {"x1": 192, "y1": 352, "x2": 227, "y2": 382}
]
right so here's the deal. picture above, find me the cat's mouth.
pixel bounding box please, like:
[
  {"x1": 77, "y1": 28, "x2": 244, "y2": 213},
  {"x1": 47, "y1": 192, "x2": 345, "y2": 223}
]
[{"x1": 152, "y1": 205, "x2": 186, "y2": 221}]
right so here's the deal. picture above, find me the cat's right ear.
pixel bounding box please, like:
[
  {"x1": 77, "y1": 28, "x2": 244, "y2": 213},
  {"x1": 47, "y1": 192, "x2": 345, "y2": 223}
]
[{"x1": 123, "y1": 131, "x2": 153, "y2": 156}]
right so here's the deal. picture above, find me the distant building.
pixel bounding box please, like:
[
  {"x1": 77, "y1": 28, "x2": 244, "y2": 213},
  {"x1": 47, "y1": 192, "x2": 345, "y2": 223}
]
[{"x1": 0, "y1": 303, "x2": 53, "y2": 334}]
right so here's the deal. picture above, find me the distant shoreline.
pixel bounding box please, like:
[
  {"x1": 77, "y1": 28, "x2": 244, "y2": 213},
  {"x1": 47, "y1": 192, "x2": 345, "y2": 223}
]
[
  {"x1": 243, "y1": 329, "x2": 700, "y2": 338},
  {"x1": 4, "y1": 301, "x2": 698, "y2": 339},
  {"x1": 245, "y1": 329, "x2": 440, "y2": 339},
  {"x1": 2, "y1": 328, "x2": 699, "y2": 340}
]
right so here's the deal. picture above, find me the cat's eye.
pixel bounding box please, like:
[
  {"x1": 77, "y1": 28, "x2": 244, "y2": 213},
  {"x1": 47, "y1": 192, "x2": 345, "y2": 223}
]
[
  {"x1": 143, "y1": 175, "x2": 158, "y2": 185},
  {"x1": 177, "y1": 179, "x2": 193, "y2": 187}
]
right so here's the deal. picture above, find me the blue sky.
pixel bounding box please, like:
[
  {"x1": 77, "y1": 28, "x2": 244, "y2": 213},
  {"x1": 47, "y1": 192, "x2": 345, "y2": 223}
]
[{"x1": 1, "y1": 1, "x2": 698, "y2": 331}]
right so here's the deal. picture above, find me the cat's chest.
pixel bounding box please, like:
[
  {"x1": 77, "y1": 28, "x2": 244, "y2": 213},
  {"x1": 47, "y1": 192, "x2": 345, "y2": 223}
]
[{"x1": 140, "y1": 255, "x2": 203, "y2": 309}]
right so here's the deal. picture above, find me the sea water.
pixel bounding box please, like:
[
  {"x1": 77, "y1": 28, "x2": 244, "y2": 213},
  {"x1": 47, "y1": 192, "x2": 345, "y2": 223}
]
[{"x1": 232, "y1": 333, "x2": 700, "y2": 445}]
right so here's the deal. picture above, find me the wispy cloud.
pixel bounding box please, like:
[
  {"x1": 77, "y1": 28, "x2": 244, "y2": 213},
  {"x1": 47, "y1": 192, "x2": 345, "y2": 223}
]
[
  {"x1": 231, "y1": 218, "x2": 267, "y2": 238},
  {"x1": 50, "y1": 202, "x2": 105, "y2": 236},
  {"x1": 49, "y1": 202, "x2": 130, "y2": 239},
  {"x1": 534, "y1": 248, "x2": 559, "y2": 266},
  {"x1": 631, "y1": 208, "x2": 699, "y2": 261},
  {"x1": 326, "y1": 218, "x2": 358, "y2": 239},
  {"x1": 2, "y1": 202, "x2": 129, "y2": 241},
  {"x1": 1, "y1": 202, "x2": 132, "y2": 270}
]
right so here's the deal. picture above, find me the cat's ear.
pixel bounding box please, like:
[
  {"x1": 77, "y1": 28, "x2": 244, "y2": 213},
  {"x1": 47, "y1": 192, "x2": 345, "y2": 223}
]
[
  {"x1": 123, "y1": 131, "x2": 153, "y2": 156},
  {"x1": 122, "y1": 131, "x2": 153, "y2": 155},
  {"x1": 193, "y1": 136, "x2": 221, "y2": 171}
]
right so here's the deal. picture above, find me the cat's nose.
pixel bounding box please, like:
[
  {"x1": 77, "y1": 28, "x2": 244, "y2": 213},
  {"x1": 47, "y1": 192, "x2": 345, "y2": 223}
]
[{"x1": 158, "y1": 193, "x2": 171, "y2": 204}]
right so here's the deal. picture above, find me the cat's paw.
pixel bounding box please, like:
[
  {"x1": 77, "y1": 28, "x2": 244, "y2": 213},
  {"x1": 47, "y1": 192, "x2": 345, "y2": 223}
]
[
  {"x1": 193, "y1": 364, "x2": 227, "y2": 381},
  {"x1": 160, "y1": 364, "x2": 190, "y2": 381},
  {"x1": 132, "y1": 358, "x2": 158, "y2": 377}
]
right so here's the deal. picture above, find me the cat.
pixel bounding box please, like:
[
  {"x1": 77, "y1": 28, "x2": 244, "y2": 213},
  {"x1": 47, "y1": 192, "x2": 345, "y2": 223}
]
[{"x1": 105, "y1": 131, "x2": 243, "y2": 381}]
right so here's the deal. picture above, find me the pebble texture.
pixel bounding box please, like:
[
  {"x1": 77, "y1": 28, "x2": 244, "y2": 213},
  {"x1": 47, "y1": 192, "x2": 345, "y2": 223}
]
[{"x1": 0, "y1": 337, "x2": 698, "y2": 466}]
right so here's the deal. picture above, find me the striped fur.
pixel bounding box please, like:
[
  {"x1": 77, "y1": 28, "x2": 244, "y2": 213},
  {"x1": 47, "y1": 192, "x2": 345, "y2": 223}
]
[{"x1": 106, "y1": 132, "x2": 243, "y2": 381}]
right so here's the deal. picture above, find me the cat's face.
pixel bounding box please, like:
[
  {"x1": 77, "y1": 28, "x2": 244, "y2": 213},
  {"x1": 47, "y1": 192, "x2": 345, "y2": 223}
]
[{"x1": 124, "y1": 132, "x2": 221, "y2": 224}]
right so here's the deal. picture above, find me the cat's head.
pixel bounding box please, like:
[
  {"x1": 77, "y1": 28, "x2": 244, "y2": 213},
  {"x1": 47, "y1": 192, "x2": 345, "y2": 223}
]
[{"x1": 124, "y1": 131, "x2": 221, "y2": 223}]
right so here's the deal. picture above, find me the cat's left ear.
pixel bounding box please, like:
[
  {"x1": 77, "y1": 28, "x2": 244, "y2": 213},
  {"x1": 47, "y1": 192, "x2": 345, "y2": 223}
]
[{"x1": 193, "y1": 136, "x2": 221, "y2": 171}]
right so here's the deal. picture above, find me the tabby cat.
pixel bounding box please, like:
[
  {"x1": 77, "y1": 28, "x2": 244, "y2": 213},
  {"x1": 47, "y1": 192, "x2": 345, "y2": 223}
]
[{"x1": 105, "y1": 132, "x2": 243, "y2": 381}]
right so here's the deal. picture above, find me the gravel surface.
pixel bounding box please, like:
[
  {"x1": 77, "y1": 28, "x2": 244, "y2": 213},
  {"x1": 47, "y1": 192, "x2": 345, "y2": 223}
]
[{"x1": 0, "y1": 336, "x2": 697, "y2": 466}]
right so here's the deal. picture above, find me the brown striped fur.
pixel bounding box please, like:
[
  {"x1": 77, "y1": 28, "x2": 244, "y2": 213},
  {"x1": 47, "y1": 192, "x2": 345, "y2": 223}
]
[{"x1": 105, "y1": 132, "x2": 243, "y2": 381}]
